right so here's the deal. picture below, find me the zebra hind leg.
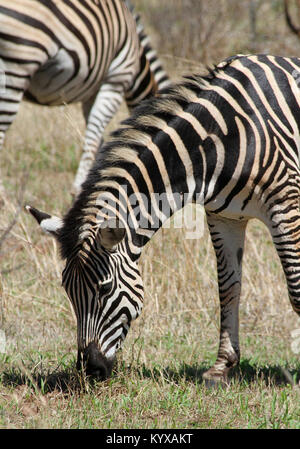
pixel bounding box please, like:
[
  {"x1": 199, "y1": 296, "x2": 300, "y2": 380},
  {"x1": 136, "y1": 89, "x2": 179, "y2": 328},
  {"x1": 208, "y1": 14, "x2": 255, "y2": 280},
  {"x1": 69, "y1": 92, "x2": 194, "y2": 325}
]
[
  {"x1": 203, "y1": 213, "x2": 248, "y2": 383},
  {"x1": 72, "y1": 82, "x2": 125, "y2": 197},
  {"x1": 0, "y1": 87, "x2": 26, "y2": 205}
]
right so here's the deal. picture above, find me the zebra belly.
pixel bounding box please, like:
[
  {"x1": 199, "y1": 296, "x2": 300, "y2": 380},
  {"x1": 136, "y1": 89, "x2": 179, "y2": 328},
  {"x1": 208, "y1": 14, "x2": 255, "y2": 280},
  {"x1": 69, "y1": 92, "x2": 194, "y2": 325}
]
[
  {"x1": 28, "y1": 48, "x2": 95, "y2": 105},
  {"x1": 205, "y1": 203, "x2": 259, "y2": 222},
  {"x1": 203, "y1": 189, "x2": 266, "y2": 222}
]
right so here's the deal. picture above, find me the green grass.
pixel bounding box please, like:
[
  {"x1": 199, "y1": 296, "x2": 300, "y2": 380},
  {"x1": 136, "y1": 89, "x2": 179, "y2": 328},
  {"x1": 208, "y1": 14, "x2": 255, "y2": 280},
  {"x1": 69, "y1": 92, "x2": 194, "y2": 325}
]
[
  {"x1": 0, "y1": 336, "x2": 299, "y2": 429},
  {"x1": 0, "y1": 0, "x2": 300, "y2": 429}
]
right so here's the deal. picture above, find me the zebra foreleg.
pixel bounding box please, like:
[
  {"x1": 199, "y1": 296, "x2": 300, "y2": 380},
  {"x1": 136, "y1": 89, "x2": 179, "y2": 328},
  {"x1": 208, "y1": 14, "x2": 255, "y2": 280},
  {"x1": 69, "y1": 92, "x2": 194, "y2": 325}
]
[
  {"x1": 72, "y1": 83, "x2": 125, "y2": 197},
  {"x1": 0, "y1": 130, "x2": 5, "y2": 203},
  {"x1": 0, "y1": 82, "x2": 26, "y2": 203},
  {"x1": 203, "y1": 213, "x2": 248, "y2": 383},
  {"x1": 269, "y1": 209, "x2": 300, "y2": 317}
]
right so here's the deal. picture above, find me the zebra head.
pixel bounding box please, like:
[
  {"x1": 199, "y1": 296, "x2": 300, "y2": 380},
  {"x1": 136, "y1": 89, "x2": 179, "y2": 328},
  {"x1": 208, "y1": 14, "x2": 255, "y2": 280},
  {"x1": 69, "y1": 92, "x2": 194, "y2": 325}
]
[{"x1": 26, "y1": 205, "x2": 144, "y2": 379}]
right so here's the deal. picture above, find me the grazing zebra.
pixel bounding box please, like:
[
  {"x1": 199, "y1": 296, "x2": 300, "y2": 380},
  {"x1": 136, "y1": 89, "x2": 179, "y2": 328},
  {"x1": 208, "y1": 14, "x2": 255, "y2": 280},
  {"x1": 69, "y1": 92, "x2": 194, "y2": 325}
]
[
  {"x1": 27, "y1": 54, "x2": 300, "y2": 381},
  {"x1": 0, "y1": 0, "x2": 170, "y2": 195}
]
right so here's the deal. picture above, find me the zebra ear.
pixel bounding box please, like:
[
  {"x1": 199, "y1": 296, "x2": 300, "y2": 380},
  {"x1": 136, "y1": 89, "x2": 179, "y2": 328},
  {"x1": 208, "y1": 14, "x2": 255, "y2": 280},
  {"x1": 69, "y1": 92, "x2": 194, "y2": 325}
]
[
  {"x1": 98, "y1": 218, "x2": 126, "y2": 250},
  {"x1": 25, "y1": 205, "x2": 63, "y2": 238}
]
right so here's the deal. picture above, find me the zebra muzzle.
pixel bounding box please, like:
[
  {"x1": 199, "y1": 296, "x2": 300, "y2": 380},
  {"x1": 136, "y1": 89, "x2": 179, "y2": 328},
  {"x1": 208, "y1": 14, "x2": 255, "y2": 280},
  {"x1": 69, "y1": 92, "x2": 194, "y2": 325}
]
[{"x1": 77, "y1": 342, "x2": 114, "y2": 380}]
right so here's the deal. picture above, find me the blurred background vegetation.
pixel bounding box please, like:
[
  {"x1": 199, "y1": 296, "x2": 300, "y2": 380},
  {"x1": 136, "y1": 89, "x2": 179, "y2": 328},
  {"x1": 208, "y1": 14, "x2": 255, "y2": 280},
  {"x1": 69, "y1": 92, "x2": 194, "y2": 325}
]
[
  {"x1": 133, "y1": 0, "x2": 300, "y2": 77},
  {"x1": 0, "y1": 0, "x2": 300, "y2": 429}
]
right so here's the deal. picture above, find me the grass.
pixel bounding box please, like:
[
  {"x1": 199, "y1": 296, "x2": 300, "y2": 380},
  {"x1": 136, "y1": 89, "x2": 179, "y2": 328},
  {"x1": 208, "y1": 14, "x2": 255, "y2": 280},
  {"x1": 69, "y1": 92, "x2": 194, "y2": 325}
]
[
  {"x1": 0, "y1": 0, "x2": 300, "y2": 429},
  {"x1": 0, "y1": 344, "x2": 299, "y2": 429}
]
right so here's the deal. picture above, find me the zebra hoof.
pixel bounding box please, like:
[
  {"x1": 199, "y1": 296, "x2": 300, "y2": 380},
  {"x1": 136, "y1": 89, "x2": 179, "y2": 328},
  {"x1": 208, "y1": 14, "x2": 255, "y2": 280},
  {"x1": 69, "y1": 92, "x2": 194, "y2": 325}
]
[{"x1": 202, "y1": 368, "x2": 230, "y2": 387}]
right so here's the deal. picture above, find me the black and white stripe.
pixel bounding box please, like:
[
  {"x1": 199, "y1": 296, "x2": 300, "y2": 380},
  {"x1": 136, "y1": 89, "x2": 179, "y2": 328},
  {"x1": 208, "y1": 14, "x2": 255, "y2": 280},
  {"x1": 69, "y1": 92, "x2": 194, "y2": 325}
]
[
  {"x1": 0, "y1": 0, "x2": 170, "y2": 195},
  {"x1": 28, "y1": 54, "x2": 300, "y2": 380}
]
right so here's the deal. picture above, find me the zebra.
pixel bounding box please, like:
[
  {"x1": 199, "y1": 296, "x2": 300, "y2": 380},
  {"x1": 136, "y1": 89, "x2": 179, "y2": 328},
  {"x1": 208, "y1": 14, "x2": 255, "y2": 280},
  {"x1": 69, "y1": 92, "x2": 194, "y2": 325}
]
[
  {"x1": 27, "y1": 53, "x2": 300, "y2": 381},
  {"x1": 284, "y1": 0, "x2": 300, "y2": 39},
  {"x1": 0, "y1": 0, "x2": 170, "y2": 196}
]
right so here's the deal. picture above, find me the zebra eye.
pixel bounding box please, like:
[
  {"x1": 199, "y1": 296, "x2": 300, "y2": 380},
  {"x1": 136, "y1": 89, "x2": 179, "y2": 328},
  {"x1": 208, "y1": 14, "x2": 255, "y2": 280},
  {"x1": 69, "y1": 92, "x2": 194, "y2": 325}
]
[{"x1": 98, "y1": 278, "x2": 113, "y2": 296}]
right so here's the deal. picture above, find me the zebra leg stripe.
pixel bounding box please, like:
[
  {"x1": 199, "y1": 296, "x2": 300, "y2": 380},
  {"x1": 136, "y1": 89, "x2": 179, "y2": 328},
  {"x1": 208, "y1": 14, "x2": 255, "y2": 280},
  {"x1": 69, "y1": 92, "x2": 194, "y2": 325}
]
[
  {"x1": 0, "y1": 130, "x2": 5, "y2": 200},
  {"x1": 72, "y1": 81, "x2": 125, "y2": 196},
  {"x1": 0, "y1": 82, "x2": 26, "y2": 200},
  {"x1": 269, "y1": 208, "x2": 300, "y2": 316},
  {"x1": 203, "y1": 214, "x2": 248, "y2": 381}
]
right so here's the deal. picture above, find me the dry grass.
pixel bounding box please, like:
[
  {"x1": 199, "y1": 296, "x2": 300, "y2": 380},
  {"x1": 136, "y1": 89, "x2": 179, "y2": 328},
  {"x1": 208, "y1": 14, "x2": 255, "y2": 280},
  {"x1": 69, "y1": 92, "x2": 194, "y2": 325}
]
[{"x1": 0, "y1": 0, "x2": 299, "y2": 429}]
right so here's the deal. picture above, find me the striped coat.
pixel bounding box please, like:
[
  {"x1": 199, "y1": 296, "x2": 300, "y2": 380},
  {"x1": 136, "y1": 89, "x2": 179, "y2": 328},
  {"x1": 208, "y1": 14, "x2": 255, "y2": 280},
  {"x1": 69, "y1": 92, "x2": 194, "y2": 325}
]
[
  {"x1": 0, "y1": 0, "x2": 170, "y2": 195},
  {"x1": 27, "y1": 54, "x2": 300, "y2": 382}
]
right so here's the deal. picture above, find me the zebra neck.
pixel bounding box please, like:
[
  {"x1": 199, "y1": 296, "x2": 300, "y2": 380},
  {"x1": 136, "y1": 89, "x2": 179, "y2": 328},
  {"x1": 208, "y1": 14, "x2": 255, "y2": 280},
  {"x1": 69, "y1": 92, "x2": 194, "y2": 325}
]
[
  {"x1": 89, "y1": 150, "x2": 197, "y2": 261},
  {"x1": 82, "y1": 182, "x2": 192, "y2": 262},
  {"x1": 61, "y1": 75, "x2": 214, "y2": 262}
]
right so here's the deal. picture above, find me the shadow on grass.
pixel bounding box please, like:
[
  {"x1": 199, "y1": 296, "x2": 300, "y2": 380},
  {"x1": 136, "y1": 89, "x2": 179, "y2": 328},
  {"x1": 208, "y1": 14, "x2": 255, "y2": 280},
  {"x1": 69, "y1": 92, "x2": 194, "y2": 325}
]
[
  {"x1": 1, "y1": 358, "x2": 299, "y2": 394},
  {"x1": 135, "y1": 359, "x2": 300, "y2": 387},
  {"x1": 235, "y1": 360, "x2": 300, "y2": 386},
  {"x1": 0, "y1": 365, "x2": 92, "y2": 394}
]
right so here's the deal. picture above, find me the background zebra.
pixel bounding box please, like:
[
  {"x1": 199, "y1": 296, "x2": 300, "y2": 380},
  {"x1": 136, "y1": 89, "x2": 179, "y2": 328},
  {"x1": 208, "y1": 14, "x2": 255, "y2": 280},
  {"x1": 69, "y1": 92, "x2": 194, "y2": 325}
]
[
  {"x1": 27, "y1": 53, "x2": 300, "y2": 382},
  {"x1": 0, "y1": 0, "x2": 170, "y2": 196}
]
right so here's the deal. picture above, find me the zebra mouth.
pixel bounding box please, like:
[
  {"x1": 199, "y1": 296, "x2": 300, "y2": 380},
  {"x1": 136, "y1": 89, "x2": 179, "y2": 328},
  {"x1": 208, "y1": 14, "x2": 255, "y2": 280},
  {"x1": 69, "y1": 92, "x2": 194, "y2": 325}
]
[{"x1": 77, "y1": 342, "x2": 115, "y2": 380}]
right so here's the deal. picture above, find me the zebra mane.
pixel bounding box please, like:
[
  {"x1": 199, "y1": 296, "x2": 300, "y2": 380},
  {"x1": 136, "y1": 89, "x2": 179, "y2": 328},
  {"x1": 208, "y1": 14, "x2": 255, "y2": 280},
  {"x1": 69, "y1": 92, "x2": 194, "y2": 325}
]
[{"x1": 57, "y1": 54, "x2": 246, "y2": 260}]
